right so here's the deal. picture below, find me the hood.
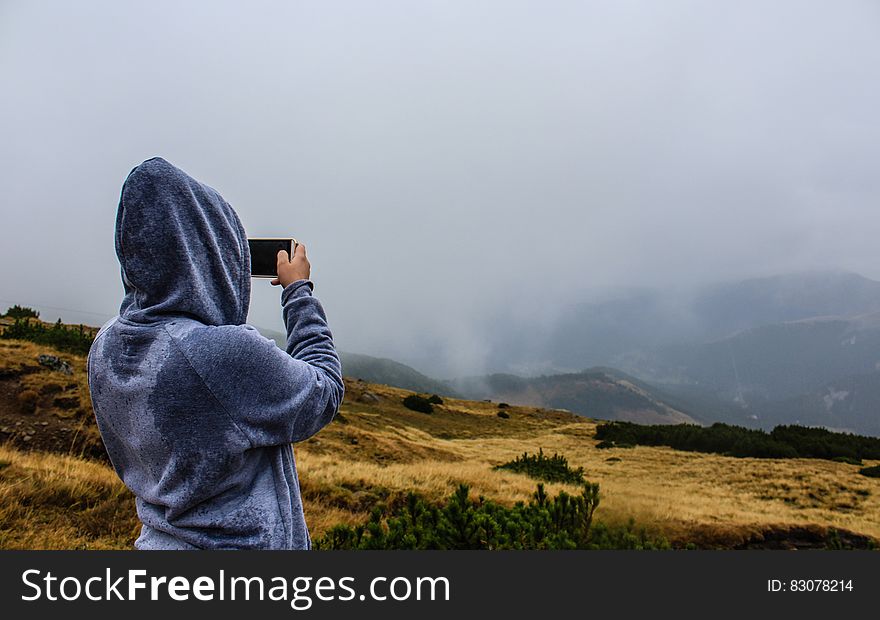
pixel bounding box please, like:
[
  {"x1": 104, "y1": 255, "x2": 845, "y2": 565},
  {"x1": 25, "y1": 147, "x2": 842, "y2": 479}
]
[{"x1": 115, "y1": 157, "x2": 251, "y2": 325}]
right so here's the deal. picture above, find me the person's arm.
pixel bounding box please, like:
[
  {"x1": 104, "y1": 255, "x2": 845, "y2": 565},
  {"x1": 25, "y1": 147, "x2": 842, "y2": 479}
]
[
  {"x1": 193, "y1": 244, "x2": 344, "y2": 446},
  {"x1": 264, "y1": 243, "x2": 343, "y2": 442}
]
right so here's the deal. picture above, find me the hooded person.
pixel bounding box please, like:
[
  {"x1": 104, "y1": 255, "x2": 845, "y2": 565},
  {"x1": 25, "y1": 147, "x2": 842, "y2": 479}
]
[{"x1": 87, "y1": 157, "x2": 344, "y2": 550}]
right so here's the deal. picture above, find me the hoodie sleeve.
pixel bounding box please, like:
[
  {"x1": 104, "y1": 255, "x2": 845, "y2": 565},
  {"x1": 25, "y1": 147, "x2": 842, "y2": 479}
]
[{"x1": 187, "y1": 280, "x2": 344, "y2": 447}]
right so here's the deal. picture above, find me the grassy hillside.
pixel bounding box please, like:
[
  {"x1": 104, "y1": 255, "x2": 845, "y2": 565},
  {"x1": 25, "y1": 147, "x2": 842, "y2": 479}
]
[
  {"x1": 0, "y1": 445, "x2": 139, "y2": 549},
  {"x1": 303, "y1": 380, "x2": 879, "y2": 548},
  {"x1": 451, "y1": 368, "x2": 701, "y2": 425},
  {"x1": 1, "y1": 335, "x2": 878, "y2": 549}
]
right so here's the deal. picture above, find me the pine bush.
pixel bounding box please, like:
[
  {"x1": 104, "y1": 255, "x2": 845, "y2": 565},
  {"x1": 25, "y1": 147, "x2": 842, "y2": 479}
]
[
  {"x1": 402, "y1": 394, "x2": 434, "y2": 414},
  {"x1": 494, "y1": 448, "x2": 586, "y2": 484}
]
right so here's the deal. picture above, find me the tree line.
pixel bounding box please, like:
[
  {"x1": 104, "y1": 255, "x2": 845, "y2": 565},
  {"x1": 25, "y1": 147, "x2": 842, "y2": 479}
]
[{"x1": 595, "y1": 421, "x2": 880, "y2": 464}]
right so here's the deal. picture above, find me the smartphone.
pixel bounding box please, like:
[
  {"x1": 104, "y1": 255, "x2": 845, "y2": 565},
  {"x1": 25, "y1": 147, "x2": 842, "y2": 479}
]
[{"x1": 247, "y1": 238, "x2": 297, "y2": 278}]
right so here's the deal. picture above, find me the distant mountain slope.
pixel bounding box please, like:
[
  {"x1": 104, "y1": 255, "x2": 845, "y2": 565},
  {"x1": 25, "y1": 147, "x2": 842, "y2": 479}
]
[
  {"x1": 339, "y1": 352, "x2": 460, "y2": 397},
  {"x1": 758, "y1": 372, "x2": 880, "y2": 436},
  {"x1": 490, "y1": 271, "x2": 880, "y2": 373},
  {"x1": 691, "y1": 272, "x2": 880, "y2": 337},
  {"x1": 628, "y1": 313, "x2": 880, "y2": 436},
  {"x1": 478, "y1": 272, "x2": 880, "y2": 436},
  {"x1": 647, "y1": 313, "x2": 880, "y2": 398},
  {"x1": 450, "y1": 367, "x2": 701, "y2": 425}
]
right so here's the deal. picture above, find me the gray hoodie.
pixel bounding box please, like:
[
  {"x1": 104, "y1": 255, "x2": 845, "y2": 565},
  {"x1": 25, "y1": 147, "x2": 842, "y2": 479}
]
[{"x1": 88, "y1": 157, "x2": 343, "y2": 549}]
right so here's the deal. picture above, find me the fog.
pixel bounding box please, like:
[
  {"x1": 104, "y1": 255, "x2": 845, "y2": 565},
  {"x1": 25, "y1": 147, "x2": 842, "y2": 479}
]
[{"x1": 2, "y1": 1, "x2": 879, "y2": 378}]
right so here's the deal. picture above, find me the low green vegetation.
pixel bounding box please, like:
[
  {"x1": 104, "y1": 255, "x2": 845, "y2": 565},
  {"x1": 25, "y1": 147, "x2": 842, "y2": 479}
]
[
  {"x1": 1, "y1": 313, "x2": 95, "y2": 356},
  {"x1": 402, "y1": 394, "x2": 434, "y2": 414},
  {"x1": 595, "y1": 421, "x2": 880, "y2": 463},
  {"x1": 859, "y1": 465, "x2": 880, "y2": 478},
  {"x1": 3, "y1": 305, "x2": 40, "y2": 320},
  {"x1": 316, "y1": 482, "x2": 669, "y2": 550},
  {"x1": 494, "y1": 449, "x2": 586, "y2": 484}
]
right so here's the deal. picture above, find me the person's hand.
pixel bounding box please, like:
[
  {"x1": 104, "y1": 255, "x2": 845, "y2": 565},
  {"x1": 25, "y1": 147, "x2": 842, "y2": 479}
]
[{"x1": 271, "y1": 243, "x2": 310, "y2": 288}]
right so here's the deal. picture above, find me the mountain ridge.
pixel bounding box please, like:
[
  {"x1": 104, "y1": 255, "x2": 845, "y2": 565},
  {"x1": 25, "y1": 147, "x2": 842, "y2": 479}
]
[{"x1": 449, "y1": 367, "x2": 701, "y2": 426}]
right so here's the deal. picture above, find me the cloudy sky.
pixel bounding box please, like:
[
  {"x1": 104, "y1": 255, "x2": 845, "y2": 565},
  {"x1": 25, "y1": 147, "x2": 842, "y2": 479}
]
[{"x1": 2, "y1": 1, "x2": 879, "y2": 377}]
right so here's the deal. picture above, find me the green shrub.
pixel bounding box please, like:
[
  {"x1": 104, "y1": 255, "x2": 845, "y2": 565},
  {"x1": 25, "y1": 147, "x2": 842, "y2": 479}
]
[
  {"x1": 494, "y1": 449, "x2": 585, "y2": 485},
  {"x1": 859, "y1": 465, "x2": 880, "y2": 478},
  {"x1": 3, "y1": 305, "x2": 39, "y2": 319},
  {"x1": 832, "y1": 456, "x2": 863, "y2": 465},
  {"x1": 315, "y1": 482, "x2": 669, "y2": 550},
  {"x1": 1, "y1": 318, "x2": 94, "y2": 355},
  {"x1": 402, "y1": 394, "x2": 433, "y2": 414}
]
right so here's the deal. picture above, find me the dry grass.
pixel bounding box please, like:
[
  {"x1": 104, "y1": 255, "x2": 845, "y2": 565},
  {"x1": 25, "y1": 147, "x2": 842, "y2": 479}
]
[
  {"x1": 298, "y1": 380, "x2": 880, "y2": 545},
  {"x1": 1, "y1": 343, "x2": 878, "y2": 549},
  {"x1": 0, "y1": 444, "x2": 139, "y2": 549}
]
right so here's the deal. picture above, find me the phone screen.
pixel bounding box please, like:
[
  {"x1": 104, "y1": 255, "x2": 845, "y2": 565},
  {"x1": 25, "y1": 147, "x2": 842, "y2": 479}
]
[{"x1": 248, "y1": 238, "x2": 294, "y2": 277}]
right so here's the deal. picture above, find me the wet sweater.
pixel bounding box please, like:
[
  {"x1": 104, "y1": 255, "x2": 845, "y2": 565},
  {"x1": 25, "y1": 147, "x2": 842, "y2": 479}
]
[{"x1": 88, "y1": 157, "x2": 343, "y2": 549}]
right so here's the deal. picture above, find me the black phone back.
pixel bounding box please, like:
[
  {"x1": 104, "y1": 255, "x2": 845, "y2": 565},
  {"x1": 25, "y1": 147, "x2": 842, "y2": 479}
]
[{"x1": 248, "y1": 238, "x2": 294, "y2": 277}]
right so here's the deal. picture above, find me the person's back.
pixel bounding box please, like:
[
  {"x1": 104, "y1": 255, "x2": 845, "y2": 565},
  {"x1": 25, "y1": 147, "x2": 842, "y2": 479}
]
[{"x1": 88, "y1": 157, "x2": 343, "y2": 549}]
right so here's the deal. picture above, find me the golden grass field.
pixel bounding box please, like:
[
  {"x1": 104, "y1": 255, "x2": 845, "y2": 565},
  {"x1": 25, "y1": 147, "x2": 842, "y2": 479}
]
[{"x1": 1, "y1": 338, "x2": 878, "y2": 549}]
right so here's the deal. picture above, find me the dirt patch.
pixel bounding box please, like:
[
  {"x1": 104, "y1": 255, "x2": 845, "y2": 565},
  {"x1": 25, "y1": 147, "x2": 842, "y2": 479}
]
[{"x1": 0, "y1": 377, "x2": 107, "y2": 462}]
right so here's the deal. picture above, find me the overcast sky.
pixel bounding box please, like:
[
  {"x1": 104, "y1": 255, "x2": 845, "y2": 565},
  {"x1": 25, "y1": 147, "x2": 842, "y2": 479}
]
[{"x1": 2, "y1": 0, "x2": 879, "y2": 377}]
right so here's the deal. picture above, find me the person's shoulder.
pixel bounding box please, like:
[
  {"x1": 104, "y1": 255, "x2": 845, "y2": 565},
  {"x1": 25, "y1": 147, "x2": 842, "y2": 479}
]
[{"x1": 164, "y1": 320, "x2": 279, "y2": 367}]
